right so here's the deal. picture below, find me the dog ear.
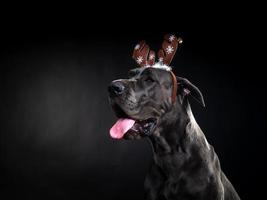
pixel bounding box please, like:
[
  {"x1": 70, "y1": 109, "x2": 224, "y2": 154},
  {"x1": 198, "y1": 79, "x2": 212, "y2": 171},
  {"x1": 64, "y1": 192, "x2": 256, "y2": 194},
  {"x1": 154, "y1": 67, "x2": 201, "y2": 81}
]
[{"x1": 176, "y1": 76, "x2": 205, "y2": 107}]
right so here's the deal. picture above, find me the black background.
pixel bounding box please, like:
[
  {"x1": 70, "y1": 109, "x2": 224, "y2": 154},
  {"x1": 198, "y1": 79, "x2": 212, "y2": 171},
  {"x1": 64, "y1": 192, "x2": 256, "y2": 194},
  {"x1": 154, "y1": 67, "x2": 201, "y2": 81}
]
[{"x1": 0, "y1": 6, "x2": 266, "y2": 200}]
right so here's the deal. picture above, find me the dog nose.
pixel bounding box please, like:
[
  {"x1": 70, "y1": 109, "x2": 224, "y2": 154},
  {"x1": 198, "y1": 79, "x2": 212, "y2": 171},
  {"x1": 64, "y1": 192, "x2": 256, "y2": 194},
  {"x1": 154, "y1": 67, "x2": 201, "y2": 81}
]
[{"x1": 108, "y1": 81, "x2": 125, "y2": 96}]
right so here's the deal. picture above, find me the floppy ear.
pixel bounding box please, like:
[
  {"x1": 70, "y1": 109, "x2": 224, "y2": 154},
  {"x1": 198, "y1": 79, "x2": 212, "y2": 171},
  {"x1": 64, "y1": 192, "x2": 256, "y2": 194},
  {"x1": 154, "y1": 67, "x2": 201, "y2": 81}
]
[{"x1": 176, "y1": 76, "x2": 205, "y2": 107}]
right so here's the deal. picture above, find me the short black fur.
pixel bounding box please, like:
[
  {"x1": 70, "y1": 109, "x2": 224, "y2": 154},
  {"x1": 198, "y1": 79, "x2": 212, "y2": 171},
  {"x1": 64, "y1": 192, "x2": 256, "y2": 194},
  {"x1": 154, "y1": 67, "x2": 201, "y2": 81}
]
[{"x1": 108, "y1": 68, "x2": 240, "y2": 200}]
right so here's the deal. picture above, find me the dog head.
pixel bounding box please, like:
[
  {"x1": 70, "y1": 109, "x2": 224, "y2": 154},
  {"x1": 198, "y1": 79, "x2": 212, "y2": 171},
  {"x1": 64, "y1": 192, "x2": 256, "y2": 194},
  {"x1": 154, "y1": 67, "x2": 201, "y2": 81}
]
[{"x1": 108, "y1": 35, "x2": 205, "y2": 140}]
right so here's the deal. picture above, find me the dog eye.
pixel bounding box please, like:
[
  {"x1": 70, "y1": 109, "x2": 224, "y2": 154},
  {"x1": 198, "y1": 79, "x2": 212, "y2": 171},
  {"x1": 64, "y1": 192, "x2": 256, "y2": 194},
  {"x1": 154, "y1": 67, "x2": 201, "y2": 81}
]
[{"x1": 144, "y1": 77, "x2": 155, "y2": 83}]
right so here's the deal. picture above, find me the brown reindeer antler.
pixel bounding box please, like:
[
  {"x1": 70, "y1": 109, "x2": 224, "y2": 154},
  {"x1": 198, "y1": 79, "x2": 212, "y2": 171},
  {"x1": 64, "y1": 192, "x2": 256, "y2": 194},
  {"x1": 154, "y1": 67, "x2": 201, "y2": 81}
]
[
  {"x1": 158, "y1": 34, "x2": 183, "y2": 65},
  {"x1": 132, "y1": 41, "x2": 155, "y2": 67},
  {"x1": 132, "y1": 34, "x2": 183, "y2": 104}
]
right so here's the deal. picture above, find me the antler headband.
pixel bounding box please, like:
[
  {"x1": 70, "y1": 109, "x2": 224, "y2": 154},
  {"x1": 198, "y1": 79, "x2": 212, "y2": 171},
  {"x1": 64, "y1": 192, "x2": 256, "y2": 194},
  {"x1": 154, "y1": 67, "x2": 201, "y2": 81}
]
[{"x1": 132, "y1": 34, "x2": 183, "y2": 103}]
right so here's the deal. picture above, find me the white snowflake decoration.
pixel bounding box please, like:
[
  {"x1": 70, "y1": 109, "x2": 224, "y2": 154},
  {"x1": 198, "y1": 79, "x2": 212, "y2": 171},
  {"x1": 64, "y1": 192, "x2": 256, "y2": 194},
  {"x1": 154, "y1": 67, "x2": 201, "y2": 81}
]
[
  {"x1": 166, "y1": 45, "x2": 174, "y2": 54},
  {"x1": 134, "y1": 44, "x2": 140, "y2": 50},
  {"x1": 169, "y1": 35, "x2": 175, "y2": 42},
  {"x1": 149, "y1": 54, "x2": 155, "y2": 60},
  {"x1": 158, "y1": 57, "x2": 163, "y2": 62},
  {"x1": 136, "y1": 56, "x2": 143, "y2": 64}
]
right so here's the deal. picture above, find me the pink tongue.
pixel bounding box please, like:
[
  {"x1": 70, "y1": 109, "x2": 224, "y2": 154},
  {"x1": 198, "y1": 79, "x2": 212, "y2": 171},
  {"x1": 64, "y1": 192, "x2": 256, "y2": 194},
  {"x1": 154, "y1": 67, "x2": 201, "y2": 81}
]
[{"x1": 110, "y1": 118, "x2": 136, "y2": 139}]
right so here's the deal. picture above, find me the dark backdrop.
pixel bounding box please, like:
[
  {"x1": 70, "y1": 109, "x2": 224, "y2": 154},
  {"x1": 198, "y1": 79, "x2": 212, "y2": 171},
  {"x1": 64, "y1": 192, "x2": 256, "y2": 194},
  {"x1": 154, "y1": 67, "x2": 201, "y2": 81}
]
[{"x1": 0, "y1": 16, "x2": 265, "y2": 200}]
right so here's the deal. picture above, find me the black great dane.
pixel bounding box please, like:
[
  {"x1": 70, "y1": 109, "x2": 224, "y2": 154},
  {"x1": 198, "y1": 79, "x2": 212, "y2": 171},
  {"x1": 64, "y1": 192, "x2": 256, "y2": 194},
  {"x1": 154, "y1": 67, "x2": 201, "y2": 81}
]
[{"x1": 108, "y1": 34, "x2": 240, "y2": 200}]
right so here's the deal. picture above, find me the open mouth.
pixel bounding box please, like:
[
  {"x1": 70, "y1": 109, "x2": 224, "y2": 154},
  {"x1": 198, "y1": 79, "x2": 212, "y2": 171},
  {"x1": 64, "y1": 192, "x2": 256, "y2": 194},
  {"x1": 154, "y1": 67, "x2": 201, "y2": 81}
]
[{"x1": 109, "y1": 103, "x2": 157, "y2": 139}]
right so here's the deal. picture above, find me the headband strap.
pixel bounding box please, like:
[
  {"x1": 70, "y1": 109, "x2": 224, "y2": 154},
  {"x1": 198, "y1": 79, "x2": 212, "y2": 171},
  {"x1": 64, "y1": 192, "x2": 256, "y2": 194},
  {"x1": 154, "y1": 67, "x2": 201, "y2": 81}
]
[{"x1": 170, "y1": 71, "x2": 177, "y2": 103}]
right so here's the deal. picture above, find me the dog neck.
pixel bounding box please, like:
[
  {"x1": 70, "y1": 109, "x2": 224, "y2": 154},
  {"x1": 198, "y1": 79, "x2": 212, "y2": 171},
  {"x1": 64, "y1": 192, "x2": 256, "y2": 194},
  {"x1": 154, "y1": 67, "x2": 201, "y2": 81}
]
[{"x1": 148, "y1": 99, "x2": 211, "y2": 176}]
